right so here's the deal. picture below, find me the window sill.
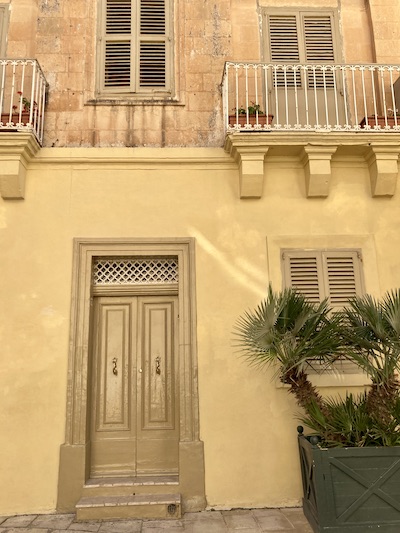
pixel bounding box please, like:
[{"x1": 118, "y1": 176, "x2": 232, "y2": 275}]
[{"x1": 85, "y1": 97, "x2": 184, "y2": 107}]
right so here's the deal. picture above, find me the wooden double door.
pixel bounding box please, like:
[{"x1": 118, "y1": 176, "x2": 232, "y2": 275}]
[{"x1": 90, "y1": 295, "x2": 179, "y2": 478}]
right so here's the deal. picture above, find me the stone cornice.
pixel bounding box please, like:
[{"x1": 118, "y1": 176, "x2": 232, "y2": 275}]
[{"x1": 30, "y1": 147, "x2": 235, "y2": 168}]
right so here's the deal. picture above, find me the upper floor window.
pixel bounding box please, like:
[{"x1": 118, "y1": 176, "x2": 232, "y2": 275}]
[
  {"x1": 264, "y1": 10, "x2": 338, "y2": 88},
  {"x1": 97, "y1": 0, "x2": 172, "y2": 96},
  {"x1": 264, "y1": 10, "x2": 338, "y2": 67}
]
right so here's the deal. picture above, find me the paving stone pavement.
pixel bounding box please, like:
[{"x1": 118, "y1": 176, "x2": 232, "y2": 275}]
[{"x1": 0, "y1": 509, "x2": 313, "y2": 533}]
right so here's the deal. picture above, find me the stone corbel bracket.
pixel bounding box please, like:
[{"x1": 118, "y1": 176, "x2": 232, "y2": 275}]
[
  {"x1": 225, "y1": 135, "x2": 338, "y2": 199},
  {"x1": 225, "y1": 132, "x2": 400, "y2": 199},
  {"x1": 224, "y1": 135, "x2": 270, "y2": 198},
  {"x1": 0, "y1": 132, "x2": 41, "y2": 199},
  {"x1": 301, "y1": 145, "x2": 338, "y2": 197},
  {"x1": 365, "y1": 145, "x2": 400, "y2": 197}
]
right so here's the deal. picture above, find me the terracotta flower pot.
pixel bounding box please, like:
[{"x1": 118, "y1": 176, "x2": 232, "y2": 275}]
[
  {"x1": 360, "y1": 116, "x2": 399, "y2": 128},
  {"x1": 1, "y1": 112, "x2": 32, "y2": 125},
  {"x1": 228, "y1": 114, "x2": 274, "y2": 127}
]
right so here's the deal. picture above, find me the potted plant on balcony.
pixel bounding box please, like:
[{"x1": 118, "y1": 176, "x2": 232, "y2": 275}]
[
  {"x1": 1, "y1": 91, "x2": 37, "y2": 126},
  {"x1": 229, "y1": 102, "x2": 274, "y2": 128},
  {"x1": 234, "y1": 286, "x2": 400, "y2": 533},
  {"x1": 360, "y1": 108, "x2": 400, "y2": 129}
]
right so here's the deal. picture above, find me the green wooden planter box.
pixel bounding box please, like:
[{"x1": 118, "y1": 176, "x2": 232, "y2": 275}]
[{"x1": 298, "y1": 433, "x2": 400, "y2": 532}]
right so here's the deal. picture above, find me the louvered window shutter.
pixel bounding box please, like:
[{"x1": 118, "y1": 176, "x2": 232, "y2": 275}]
[
  {"x1": 283, "y1": 251, "x2": 325, "y2": 303},
  {"x1": 303, "y1": 16, "x2": 334, "y2": 63},
  {"x1": 269, "y1": 15, "x2": 300, "y2": 63},
  {"x1": 323, "y1": 251, "x2": 363, "y2": 309},
  {"x1": 104, "y1": 0, "x2": 132, "y2": 88},
  {"x1": 282, "y1": 250, "x2": 364, "y2": 308},
  {"x1": 268, "y1": 15, "x2": 301, "y2": 88},
  {"x1": 102, "y1": 0, "x2": 168, "y2": 93},
  {"x1": 139, "y1": 0, "x2": 166, "y2": 88},
  {"x1": 303, "y1": 15, "x2": 335, "y2": 89}
]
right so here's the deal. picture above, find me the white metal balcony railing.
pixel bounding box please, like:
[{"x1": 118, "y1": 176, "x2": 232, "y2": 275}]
[
  {"x1": 0, "y1": 59, "x2": 47, "y2": 144},
  {"x1": 223, "y1": 62, "x2": 400, "y2": 133}
]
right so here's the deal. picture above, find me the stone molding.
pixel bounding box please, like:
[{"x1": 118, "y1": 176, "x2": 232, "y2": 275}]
[{"x1": 0, "y1": 132, "x2": 41, "y2": 199}]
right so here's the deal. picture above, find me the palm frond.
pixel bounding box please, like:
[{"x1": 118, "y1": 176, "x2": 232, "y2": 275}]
[{"x1": 233, "y1": 285, "x2": 341, "y2": 375}]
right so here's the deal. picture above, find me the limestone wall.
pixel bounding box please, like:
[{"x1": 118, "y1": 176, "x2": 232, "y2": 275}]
[{"x1": 2, "y1": 0, "x2": 399, "y2": 147}]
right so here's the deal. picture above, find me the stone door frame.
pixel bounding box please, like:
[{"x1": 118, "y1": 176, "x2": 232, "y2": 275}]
[{"x1": 57, "y1": 238, "x2": 205, "y2": 512}]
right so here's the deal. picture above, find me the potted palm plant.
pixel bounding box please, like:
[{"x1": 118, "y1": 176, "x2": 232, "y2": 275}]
[{"x1": 234, "y1": 286, "x2": 400, "y2": 533}]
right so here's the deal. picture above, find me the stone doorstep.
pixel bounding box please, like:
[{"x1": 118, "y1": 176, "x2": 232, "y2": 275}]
[
  {"x1": 76, "y1": 493, "x2": 181, "y2": 522},
  {"x1": 85, "y1": 475, "x2": 179, "y2": 488},
  {"x1": 82, "y1": 476, "x2": 180, "y2": 498}
]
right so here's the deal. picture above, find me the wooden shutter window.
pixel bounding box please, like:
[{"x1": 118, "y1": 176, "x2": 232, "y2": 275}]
[
  {"x1": 282, "y1": 250, "x2": 364, "y2": 308},
  {"x1": 101, "y1": 0, "x2": 169, "y2": 93},
  {"x1": 283, "y1": 249, "x2": 364, "y2": 374},
  {"x1": 266, "y1": 11, "x2": 337, "y2": 89}
]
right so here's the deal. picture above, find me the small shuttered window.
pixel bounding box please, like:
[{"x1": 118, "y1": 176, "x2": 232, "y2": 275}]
[
  {"x1": 99, "y1": 0, "x2": 171, "y2": 95},
  {"x1": 265, "y1": 11, "x2": 336, "y2": 89},
  {"x1": 283, "y1": 249, "x2": 365, "y2": 374},
  {"x1": 282, "y1": 250, "x2": 364, "y2": 310}
]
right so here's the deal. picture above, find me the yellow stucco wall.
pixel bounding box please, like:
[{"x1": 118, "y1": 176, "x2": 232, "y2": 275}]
[
  {"x1": 1, "y1": 146, "x2": 400, "y2": 513},
  {"x1": 1, "y1": 0, "x2": 400, "y2": 516}
]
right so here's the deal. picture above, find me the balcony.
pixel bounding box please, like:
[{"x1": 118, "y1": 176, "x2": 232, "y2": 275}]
[
  {"x1": 223, "y1": 62, "x2": 400, "y2": 132},
  {"x1": 0, "y1": 59, "x2": 47, "y2": 200},
  {"x1": 223, "y1": 62, "x2": 400, "y2": 199},
  {"x1": 0, "y1": 59, "x2": 47, "y2": 145}
]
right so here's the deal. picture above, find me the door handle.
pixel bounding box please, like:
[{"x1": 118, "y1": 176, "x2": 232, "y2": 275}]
[
  {"x1": 112, "y1": 357, "x2": 118, "y2": 376},
  {"x1": 155, "y1": 356, "x2": 161, "y2": 375}
]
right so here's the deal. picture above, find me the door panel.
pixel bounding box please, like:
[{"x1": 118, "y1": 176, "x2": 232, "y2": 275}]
[
  {"x1": 137, "y1": 298, "x2": 179, "y2": 474},
  {"x1": 97, "y1": 305, "x2": 130, "y2": 430},
  {"x1": 91, "y1": 298, "x2": 137, "y2": 477},
  {"x1": 90, "y1": 295, "x2": 179, "y2": 478}
]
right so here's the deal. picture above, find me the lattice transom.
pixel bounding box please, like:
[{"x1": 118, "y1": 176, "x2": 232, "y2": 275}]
[{"x1": 93, "y1": 257, "x2": 178, "y2": 285}]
